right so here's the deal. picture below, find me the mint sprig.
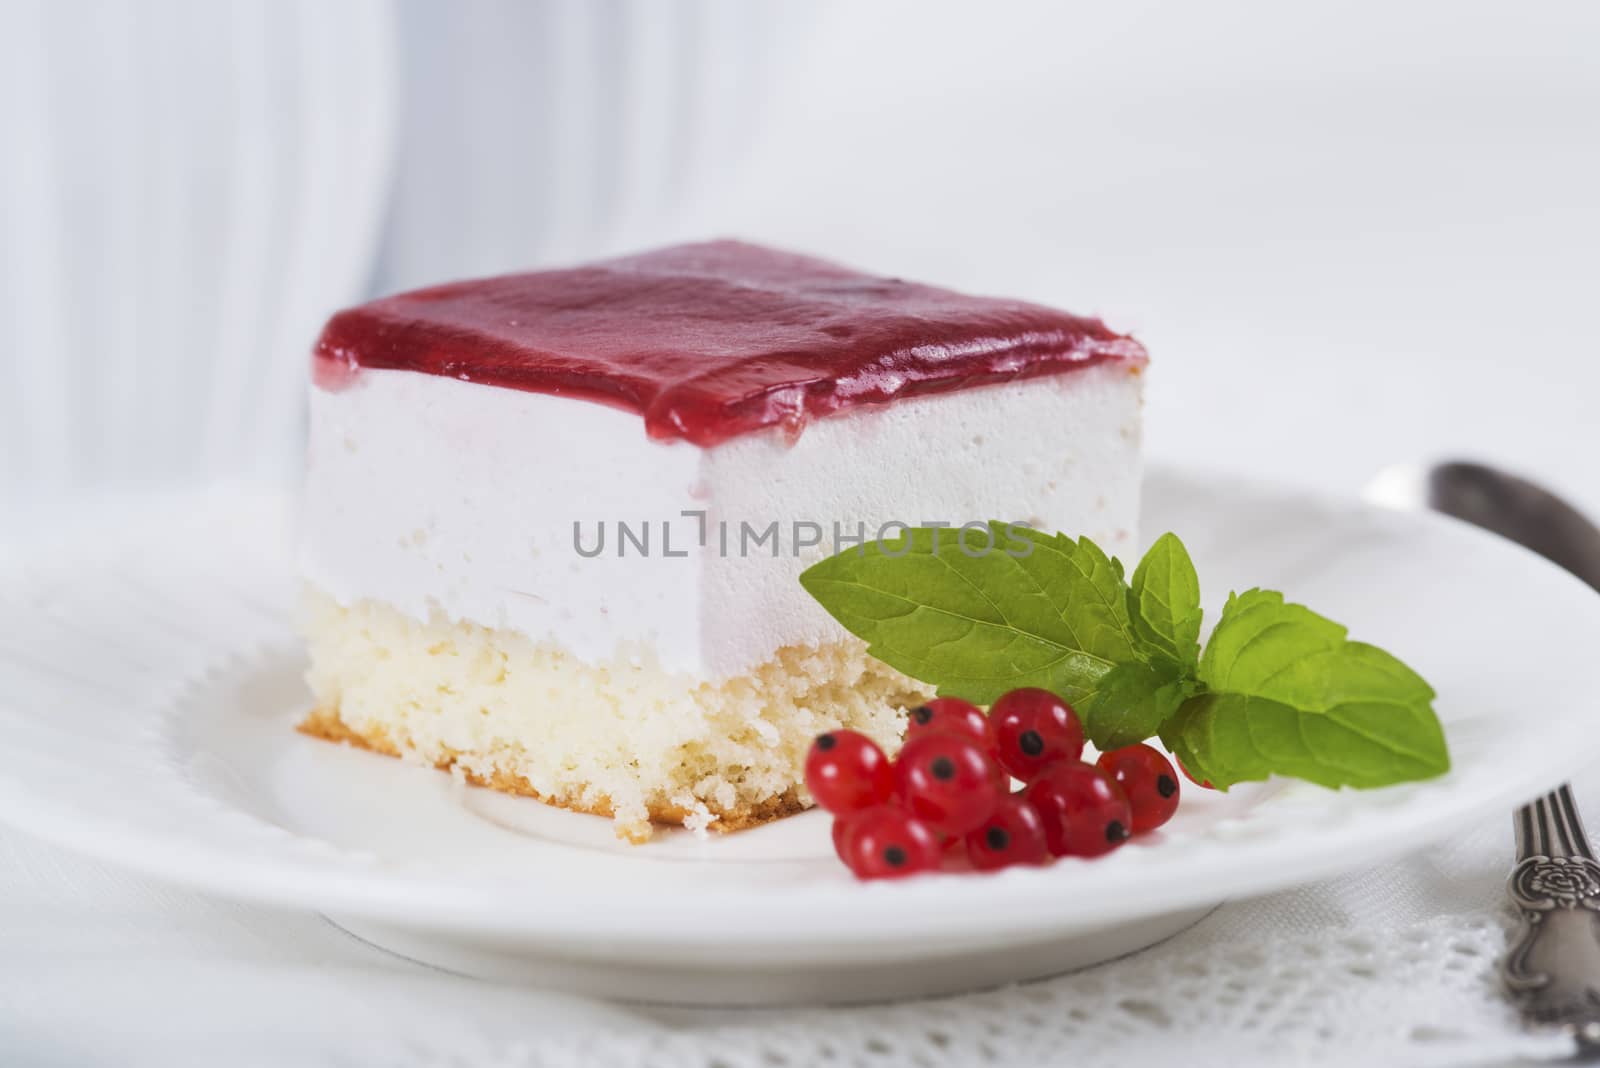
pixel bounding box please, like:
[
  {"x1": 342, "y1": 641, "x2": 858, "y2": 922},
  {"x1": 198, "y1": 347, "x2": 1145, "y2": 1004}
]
[
  {"x1": 1127, "y1": 532, "x2": 1203, "y2": 672},
  {"x1": 1082, "y1": 660, "x2": 1193, "y2": 750},
  {"x1": 799, "y1": 526, "x2": 1450, "y2": 791}
]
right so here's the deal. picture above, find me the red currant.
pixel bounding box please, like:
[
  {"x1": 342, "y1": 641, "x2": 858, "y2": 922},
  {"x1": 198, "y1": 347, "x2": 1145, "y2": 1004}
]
[
  {"x1": 831, "y1": 816, "x2": 852, "y2": 862},
  {"x1": 805, "y1": 731, "x2": 893, "y2": 814},
  {"x1": 1177, "y1": 758, "x2": 1215, "y2": 790},
  {"x1": 839, "y1": 806, "x2": 942, "y2": 880},
  {"x1": 907, "y1": 697, "x2": 991, "y2": 750},
  {"x1": 1024, "y1": 762, "x2": 1132, "y2": 857},
  {"x1": 895, "y1": 732, "x2": 1006, "y2": 836},
  {"x1": 964, "y1": 794, "x2": 1050, "y2": 870},
  {"x1": 939, "y1": 831, "x2": 973, "y2": 872},
  {"x1": 989, "y1": 688, "x2": 1085, "y2": 782},
  {"x1": 1096, "y1": 744, "x2": 1181, "y2": 833}
]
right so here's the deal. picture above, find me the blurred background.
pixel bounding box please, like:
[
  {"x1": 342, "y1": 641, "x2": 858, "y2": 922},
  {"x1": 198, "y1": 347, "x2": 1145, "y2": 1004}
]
[{"x1": 3, "y1": 0, "x2": 1597, "y2": 529}]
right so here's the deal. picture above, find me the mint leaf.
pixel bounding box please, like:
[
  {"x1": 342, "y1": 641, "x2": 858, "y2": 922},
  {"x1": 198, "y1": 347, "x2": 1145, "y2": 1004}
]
[
  {"x1": 1005, "y1": 527, "x2": 1140, "y2": 665},
  {"x1": 1200, "y1": 590, "x2": 1436, "y2": 717},
  {"x1": 798, "y1": 523, "x2": 1122, "y2": 704},
  {"x1": 1198, "y1": 588, "x2": 1345, "y2": 693},
  {"x1": 1181, "y1": 589, "x2": 1450, "y2": 788},
  {"x1": 1081, "y1": 659, "x2": 1193, "y2": 750},
  {"x1": 1128, "y1": 532, "x2": 1203, "y2": 670},
  {"x1": 1162, "y1": 687, "x2": 1449, "y2": 790}
]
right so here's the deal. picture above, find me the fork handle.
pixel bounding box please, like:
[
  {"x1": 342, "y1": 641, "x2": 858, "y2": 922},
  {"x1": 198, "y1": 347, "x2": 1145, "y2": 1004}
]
[{"x1": 1504, "y1": 785, "x2": 1600, "y2": 1040}]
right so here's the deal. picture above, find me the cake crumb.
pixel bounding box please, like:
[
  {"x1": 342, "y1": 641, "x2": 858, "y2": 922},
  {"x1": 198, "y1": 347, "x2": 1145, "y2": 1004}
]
[{"x1": 298, "y1": 588, "x2": 924, "y2": 842}]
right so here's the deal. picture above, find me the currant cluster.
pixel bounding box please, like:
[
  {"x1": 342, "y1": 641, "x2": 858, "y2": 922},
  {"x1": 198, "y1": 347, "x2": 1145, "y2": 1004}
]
[{"x1": 805, "y1": 689, "x2": 1185, "y2": 880}]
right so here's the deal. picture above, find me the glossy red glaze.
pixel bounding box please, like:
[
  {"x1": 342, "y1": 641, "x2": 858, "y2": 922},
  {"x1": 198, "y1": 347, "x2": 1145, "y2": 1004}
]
[{"x1": 312, "y1": 241, "x2": 1147, "y2": 446}]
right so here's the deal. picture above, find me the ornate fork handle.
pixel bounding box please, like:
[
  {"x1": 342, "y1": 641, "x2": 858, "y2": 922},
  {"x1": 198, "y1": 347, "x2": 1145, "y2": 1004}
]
[{"x1": 1505, "y1": 784, "x2": 1600, "y2": 1046}]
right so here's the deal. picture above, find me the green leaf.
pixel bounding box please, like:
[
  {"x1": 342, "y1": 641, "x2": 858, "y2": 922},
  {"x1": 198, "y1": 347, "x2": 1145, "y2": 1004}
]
[
  {"x1": 1004, "y1": 527, "x2": 1140, "y2": 666},
  {"x1": 1200, "y1": 590, "x2": 1435, "y2": 715},
  {"x1": 1161, "y1": 688, "x2": 1450, "y2": 790},
  {"x1": 1179, "y1": 589, "x2": 1450, "y2": 788},
  {"x1": 798, "y1": 522, "x2": 1134, "y2": 704},
  {"x1": 1127, "y1": 532, "x2": 1203, "y2": 670},
  {"x1": 1198, "y1": 588, "x2": 1346, "y2": 694},
  {"x1": 1081, "y1": 659, "x2": 1194, "y2": 750}
]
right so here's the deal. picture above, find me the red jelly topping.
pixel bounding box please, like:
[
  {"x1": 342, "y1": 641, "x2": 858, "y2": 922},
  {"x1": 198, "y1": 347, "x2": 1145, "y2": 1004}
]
[{"x1": 312, "y1": 240, "x2": 1147, "y2": 447}]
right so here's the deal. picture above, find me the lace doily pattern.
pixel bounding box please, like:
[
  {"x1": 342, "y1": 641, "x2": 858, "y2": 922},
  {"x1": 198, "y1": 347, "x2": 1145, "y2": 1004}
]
[{"x1": 475, "y1": 914, "x2": 1565, "y2": 1068}]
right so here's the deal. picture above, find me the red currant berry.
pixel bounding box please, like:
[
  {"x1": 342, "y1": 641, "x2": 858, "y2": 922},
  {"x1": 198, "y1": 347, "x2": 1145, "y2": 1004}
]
[
  {"x1": 831, "y1": 816, "x2": 852, "y2": 862},
  {"x1": 907, "y1": 697, "x2": 991, "y2": 750},
  {"x1": 1024, "y1": 762, "x2": 1132, "y2": 857},
  {"x1": 805, "y1": 731, "x2": 893, "y2": 814},
  {"x1": 940, "y1": 831, "x2": 973, "y2": 872},
  {"x1": 964, "y1": 794, "x2": 1050, "y2": 870},
  {"x1": 894, "y1": 732, "x2": 1007, "y2": 837},
  {"x1": 989, "y1": 688, "x2": 1085, "y2": 782},
  {"x1": 1096, "y1": 744, "x2": 1181, "y2": 833},
  {"x1": 1177, "y1": 758, "x2": 1215, "y2": 790},
  {"x1": 839, "y1": 806, "x2": 942, "y2": 880}
]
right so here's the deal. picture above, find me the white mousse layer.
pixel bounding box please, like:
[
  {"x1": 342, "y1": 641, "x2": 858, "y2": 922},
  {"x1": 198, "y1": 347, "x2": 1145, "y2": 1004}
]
[{"x1": 299, "y1": 364, "x2": 1143, "y2": 679}]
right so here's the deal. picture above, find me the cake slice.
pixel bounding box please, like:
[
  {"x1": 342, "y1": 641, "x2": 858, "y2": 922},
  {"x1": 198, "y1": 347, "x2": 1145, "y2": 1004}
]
[{"x1": 298, "y1": 240, "x2": 1147, "y2": 840}]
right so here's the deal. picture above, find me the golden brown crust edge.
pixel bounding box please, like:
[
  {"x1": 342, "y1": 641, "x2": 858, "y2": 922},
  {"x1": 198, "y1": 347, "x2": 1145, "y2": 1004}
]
[{"x1": 297, "y1": 706, "x2": 808, "y2": 843}]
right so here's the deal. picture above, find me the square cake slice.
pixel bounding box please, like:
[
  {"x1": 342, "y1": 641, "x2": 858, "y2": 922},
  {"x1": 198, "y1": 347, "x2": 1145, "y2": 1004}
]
[{"x1": 298, "y1": 240, "x2": 1147, "y2": 840}]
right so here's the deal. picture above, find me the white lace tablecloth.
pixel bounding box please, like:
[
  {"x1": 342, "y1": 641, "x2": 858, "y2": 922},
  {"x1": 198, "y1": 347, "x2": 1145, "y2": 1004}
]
[{"x1": 0, "y1": 786, "x2": 1579, "y2": 1067}]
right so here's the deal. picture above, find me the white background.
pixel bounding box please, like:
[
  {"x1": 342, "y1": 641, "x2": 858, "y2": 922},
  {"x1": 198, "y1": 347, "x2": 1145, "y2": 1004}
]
[{"x1": 376, "y1": 0, "x2": 1600, "y2": 506}]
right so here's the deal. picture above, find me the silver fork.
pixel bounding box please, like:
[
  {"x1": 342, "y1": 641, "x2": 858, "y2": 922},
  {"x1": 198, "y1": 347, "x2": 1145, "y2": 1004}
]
[
  {"x1": 1507, "y1": 785, "x2": 1600, "y2": 1047},
  {"x1": 1369, "y1": 461, "x2": 1600, "y2": 1049}
]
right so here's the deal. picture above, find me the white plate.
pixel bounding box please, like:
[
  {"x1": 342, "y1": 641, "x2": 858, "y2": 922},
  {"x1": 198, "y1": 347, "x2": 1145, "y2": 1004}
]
[{"x1": 2, "y1": 469, "x2": 1598, "y2": 1005}]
